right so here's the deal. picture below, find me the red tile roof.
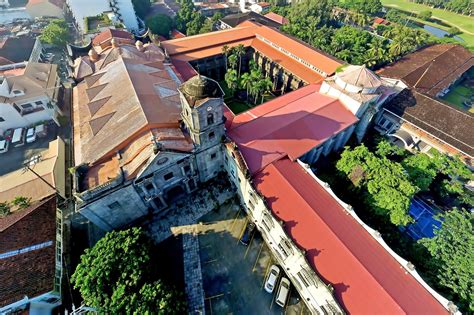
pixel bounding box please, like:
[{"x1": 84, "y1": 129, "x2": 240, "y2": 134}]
[
  {"x1": 170, "y1": 29, "x2": 186, "y2": 39},
  {"x1": 0, "y1": 197, "x2": 56, "y2": 307},
  {"x1": 162, "y1": 21, "x2": 342, "y2": 81},
  {"x1": 253, "y1": 159, "x2": 448, "y2": 314},
  {"x1": 373, "y1": 17, "x2": 390, "y2": 25},
  {"x1": 264, "y1": 12, "x2": 289, "y2": 25},
  {"x1": 92, "y1": 29, "x2": 134, "y2": 46},
  {"x1": 227, "y1": 84, "x2": 358, "y2": 174}
]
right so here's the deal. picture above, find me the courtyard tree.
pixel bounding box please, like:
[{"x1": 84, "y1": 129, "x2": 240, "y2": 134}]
[
  {"x1": 336, "y1": 144, "x2": 417, "y2": 225},
  {"x1": 259, "y1": 77, "x2": 273, "y2": 104},
  {"x1": 71, "y1": 228, "x2": 186, "y2": 314},
  {"x1": 239, "y1": 72, "x2": 253, "y2": 101},
  {"x1": 228, "y1": 54, "x2": 238, "y2": 70},
  {"x1": 419, "y1": 208, "x2": 474, "y2": 311},
  {"x1": 222, "y1": 45, "x2": 230, "y2": 71},
  {"x1": 40, "y1": 19, "x2": 70, "y2": 47},
  {"x1": 146, "y1": 14, "x2": 174, "y2": 37},
  {"x1": 401, "y1": 153, "x2": 438, "y2": 192},
  {"x1": 224, "y1": 69, "x2": 239, "y2": 96},
  {"x1": 234, "y1": 44, "x2": 246, "y2": 77}
]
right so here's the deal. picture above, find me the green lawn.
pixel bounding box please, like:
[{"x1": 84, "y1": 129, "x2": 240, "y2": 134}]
[
  {"x1": 441, "y1": 85, "x2": 474, "y2": 113},
  {"x1": 226, "y1": 100, "x2": 252, "y2": 114},
  {"x1": 382, "y1": 0, "x2": 474, "y2": 46}
]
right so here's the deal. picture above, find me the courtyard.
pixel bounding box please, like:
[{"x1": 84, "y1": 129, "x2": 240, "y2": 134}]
[
  {"x1": 441, "y1": 68, "x2": 474, "y2": 113},
  {"x1": 197, "y1": 203, "x2": 310, "y2": 315}
]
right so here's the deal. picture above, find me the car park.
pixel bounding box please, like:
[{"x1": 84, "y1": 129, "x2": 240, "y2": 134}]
[
  {"x1": 264, "y1": 265, "x2": 280, "y2": 293},
  {"x1": 240, "y1": 222, "x2": 256, "y2": 246},
  {"x1": 26, "y1": 127, "x2": 37, "y2": 143},
  {"x1": 35, "y1": 124, "x2": 47, "y2": 138},
  {"x1": 275, "y1": 277, "x2": 290, "y2": 307},
  {"x1": 0, "y1": 139, "x2": 9, "y2": 153}
]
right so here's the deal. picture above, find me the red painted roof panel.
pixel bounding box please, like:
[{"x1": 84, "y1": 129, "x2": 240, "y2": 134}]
[{"x1": 254, "y1": 159, "x2": 448, "y2": 314}]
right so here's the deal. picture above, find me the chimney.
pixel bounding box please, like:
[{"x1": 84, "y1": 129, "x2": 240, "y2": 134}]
[
  {"x1": 88, "y1": 48, "x2": 99, "y2": 62},
  {"x1": 135, "y1": 40, "x2": 144, "y2": 52}
]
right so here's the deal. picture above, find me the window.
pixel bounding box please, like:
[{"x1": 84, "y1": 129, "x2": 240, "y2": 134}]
[
  {"x1": 108, "y1": 201, "x2": 121, "y2": 210},
  {"x1": 209, "y1": 131, "x2": 215, "y2": 140},
  {"x1": 211, "y1": 153, "x2": 217, "y2": 159},
  {"x1": 13, "y1": 90, "x2": 21, "y2": 95},
  {"x1": 184, "y1": 165, "x2": 191, "y2": 174},
  {"x1": 35, "y1": 101, "x2": 43, "y2": 105},
  {"x1": 145, "y1": 182, "x2": 154, "y2": 191},
  {"x1": 207, "y1": 113, "x2": 214, "y2": 125},
  {"x1": 21, "y1": 103, "x2": 33, "y2": 109},
  {"x1": 163, "y1": 172, "x2": 174, "y2": 181},
  {"x1": 0, "y1": 117, "x2": 4, "y2": 122}
]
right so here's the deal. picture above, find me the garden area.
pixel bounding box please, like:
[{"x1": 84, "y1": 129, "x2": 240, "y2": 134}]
[
  {"x1": 221, "y1": 45, "x2": 276, "y2": 115},
  {"x1": 441, "y1": 68, "x2": 474, "y2": 113},
  {"x1": 313, "y1": 136, "x2": 473, "y2": 312}
]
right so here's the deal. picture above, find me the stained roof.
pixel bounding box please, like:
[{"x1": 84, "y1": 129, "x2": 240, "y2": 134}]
[
  {"x1": 253, "y1": 158, "x2": 448, "y2": 314},
  {"x1": 227, "y1": 84, "x2": 358, "y2": 174},
  {"x1": 92, "y1": 29, "x2": 134, "y2": 46},
  {"x1": 0, "y1": 36, "x2": 36, "y2": 64},
  {"x1": 385, "y1": 89, "x2": 474, "y2": 157},
  {"x1": 337, "y1": 65, "x2": 382, "y2": 88},
  {"x1": 162, "y1": 21, "x2": 342, "y2": 82},
  {"x1": 379, "y1": 44, "x2": 474, "y2": 97},
  {"x1": 0, "y1": 197, "x2": 56, "y2": 307},
  {"x1": 73, "y1": 42, "x2": 189, "y2": 166}
]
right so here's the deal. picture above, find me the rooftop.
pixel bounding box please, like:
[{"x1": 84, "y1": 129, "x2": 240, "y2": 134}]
[
  {"x1": 384, "y1": 89, "x2": 474, "y2": 158},
  {"x1": 227, "y1": 84, "x2": 358, "y2": 174},
  {"x1": 263, "y1": 12, "x2": 289, "y2": 25},
  {"x1": 0, "y1": 138, "x2": 65, "y2": 205},
  {"x1": 219, "y1": 11, "x2": 282, "y2": 29},
  {"x1": 379, "y1": 44, "x2": 474, "y2": 98},
  {"x1": 92, "y1": 28, "x2": 134, "y2": 47},
  {"x1": 0, "y1": 197, "x2": 56, "y2": 308},
  {"x1": 253, "y1": 159, "x2": 448, "y2": 314},
  {"x1": 0, "y1": 36, "x2": 36, "y2": 65}
]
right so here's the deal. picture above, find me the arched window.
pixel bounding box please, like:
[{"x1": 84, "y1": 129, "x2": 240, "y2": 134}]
[{"x1": 207, "y1": 113, "x2": 214, "y2": 125}]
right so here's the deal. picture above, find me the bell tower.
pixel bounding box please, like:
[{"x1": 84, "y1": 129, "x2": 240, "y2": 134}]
[{"x1": 179, "y1": 74, "x2": 225, "y2": 182}]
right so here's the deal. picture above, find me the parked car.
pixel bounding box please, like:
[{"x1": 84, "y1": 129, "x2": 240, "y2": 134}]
[
  {"x1": 0, "y1": 138, "x2": 9, "y2": 153},
  {"x1": 240, "y1": 222, "x2": 256, "y2": 245},
  {"x1": 11, "y1": 127, "x2": 26, "y2": 147},
  {"x1": 275, "y1": 277, "x2": 291, "y2": 307},
  {"x1": 26, "y1": 127, "x2": 37, "y2": 143},
  {"x1": 264, "y1": 265, "x2": 280, "y2": 293},
  {"x1": 35, "y1": 124, "x2": 47, "y2": 138}
]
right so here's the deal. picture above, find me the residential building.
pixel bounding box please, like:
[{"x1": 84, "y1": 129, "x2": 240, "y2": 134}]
[
  {"x1": 0, "y1": 62, "x2": 61, "y2": 133},
  {"x1": 25, "y1": 0, "x2": 65, "y2": 19},
  {"x1": 0, "y1": 36, "x2": 43, "y2": 69},
  {"x1": 375, "y1": 44, "x2": 474, "y2": 165},
  {"x1": 0, "y1": 138, "x2": 66, "y2": 314},
  {"x1": 66, "y1": 0, "x2": 139, "y2": 33},
  {"x1": 71, "y1": 28, "x2": 458, "y2": 313},
  {"x1": 264, "y1": 12, "x2": 289, "y2": 26},
  {"x1": 197, "y1": 3, "x2": 239, "y2": 17},
  {"x1": 249, "y1": 2, "x2": 271, "y2": 14},
  {"x1": 217, "y1": 11, "x2": 283, "y2": 30}
]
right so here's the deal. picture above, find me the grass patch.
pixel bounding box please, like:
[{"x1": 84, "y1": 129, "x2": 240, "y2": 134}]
[
  {"x1": 382, "y1": 0, "x2": 474, "y2": 46},
  {"x1": 226, "y1": 100, "x2": 252, "y2": 114}
]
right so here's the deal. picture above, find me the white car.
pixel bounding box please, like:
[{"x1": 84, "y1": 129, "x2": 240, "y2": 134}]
[
  {"x1": 0, "y1": 139, "x2": 9, "y2": 153},
  {"x1": 275, "y1": 277, "x2": 291, "y2": 307},
  {"x1": 26, "y1": 127, "x2": 37, "y2": 143},
  {"x1": 264, "y1": 265, "x2": 280, "y2": 293}
]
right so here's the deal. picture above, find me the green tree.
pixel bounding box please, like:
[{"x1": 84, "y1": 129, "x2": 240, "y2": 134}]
[
  {"x1": 402, "y1": 153, "x2": 438, "y2": 191},
  {"x1": 71, "y1": 228, "x2": 186, "y2": 314},
  {"x1": 0, "y1": 202, "x2": 10, "y2": 217},
  {"x1": 239, "y1": 72, "x2": 252, "y2": 101},
  {"x1": 336, "y1": 145, "x2": 417, "y2": 225},
  {"x1": 234, "y1": 44, "x2": 246, "y2": 77},
  {"x1": 258, "y1": 77, "x2": 273, "y2": 104},
  {"x1": 185, "y1": 11, "x2": 206, "y2": 36},
  {"x1": 224, "y1": 69, "x2": 238, "y2": 96},
  {"x1": 40, "y1": 19, "x2": 70, "y2": 47},
  {"x1": 222, "y1": 45, "x2": 230, "y2": 71},
  {"x1": 447, "y1": 26, "x2": 461, "y2": 36},
  {"x1": 11, "y1": 196, "x2": 31, "y2": 210},
  {"x1": 419, "y1": 208, "x2": 474, "y2": 311},
  {"x1": 346, "y1": 0, "x2": 382, "y2": 15},
  {"x1": 228, "y1": 54, "x2": 238, "y2": 70},
  {"x1": 418, "y1": 10, "x2": 432, "y2": 21},
  {"x1": 132, "y1": 0, "x2": 151, "y2": 18},
  {"x1": 146, "y1": 14, "x2": 174, "y2": 37}
]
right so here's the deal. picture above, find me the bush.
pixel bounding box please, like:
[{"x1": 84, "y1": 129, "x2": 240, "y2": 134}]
[
  {"x1": 418, "y1": 10, "x2": 432, "y2": 21},
  {"x1": 447, "y1": 26, "x2": 461, "y2": 36},
  {"x1": 0, "y1": 202, "x2": 10, "y2": 217},
  {"x1": 146, "y1": 14, "x2": 174, "y2": 37}
]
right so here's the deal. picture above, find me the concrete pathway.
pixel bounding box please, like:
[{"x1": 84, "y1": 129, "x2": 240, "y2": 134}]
[{"x1": 183, "y1": 233, "x2": 205, "y2": 315}]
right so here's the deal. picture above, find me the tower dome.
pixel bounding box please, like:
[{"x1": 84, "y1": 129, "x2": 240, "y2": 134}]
[
  {"x1": 180, "y1": 74, "x2": 223, "y2": 106},
  {"x1": 335, "y1": 65, "x2": 382, "y2": 93}
]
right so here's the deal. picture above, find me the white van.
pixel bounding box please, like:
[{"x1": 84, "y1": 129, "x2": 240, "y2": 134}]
[
  {"x1": 275, "y1": 277, "x2": 290, "y2": 307},
  {"x1": 11, "y1": 127, "x2": 25, "y2": 147}
]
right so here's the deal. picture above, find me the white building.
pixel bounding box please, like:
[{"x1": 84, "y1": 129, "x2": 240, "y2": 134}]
[
  {"x1": 66, "y1": 0, "x2": 139, "y2": 33},
  {"x1": 0, "y1": 63, "x2": 61, "y2": 133}
]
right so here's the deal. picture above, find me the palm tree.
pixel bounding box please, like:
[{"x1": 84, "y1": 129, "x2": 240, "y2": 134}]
[
  {"x1": 235, "y1": 44, "x2": 245, "y2": 77},
  {"x1": 365, "y1": 39, "x2": 387, "y2": 67},
  {"x1": 259, "y1": 77, "x2": 273, "y2": 104},
  {"x1": 224, "y1": 69, "x2": 238, "y2": 96},
  {"x1": 240, "y1": 72, "x2": 252, "y2": 101},
  {"x1": 222, "y1": 45, "x2": 229, "y2": 71},
  {"x1": 228, "y1": 54, "x2": 238, "y2": 70}
]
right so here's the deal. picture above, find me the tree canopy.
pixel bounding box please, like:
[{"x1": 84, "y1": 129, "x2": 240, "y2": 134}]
[
  {"x1": 420, "y1": 208, "x2": 474, "y2": 311},
  {"x1": 336, "y1": 144, "x2": 417, "y2": 225},
  {"x1": 147, "y1": 14, "x2": 174, "y2": 37},
  {"x1": 40, "y1": 19, "x2": 70, "y2": 47},
  {"x1": 132, "y1": 0, "x2": 151, "y2": 18},
  {"x1": 71, "y1": 228, "x2": 186, "y2": 314}
]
